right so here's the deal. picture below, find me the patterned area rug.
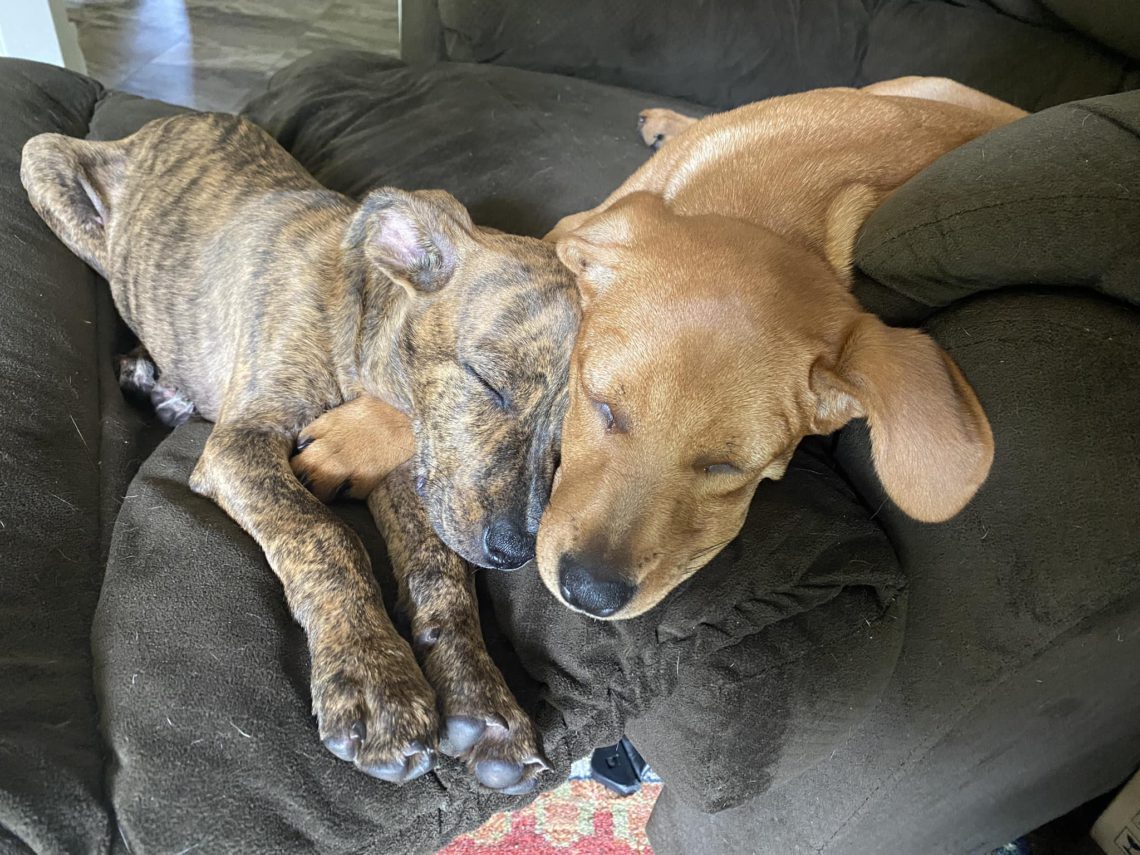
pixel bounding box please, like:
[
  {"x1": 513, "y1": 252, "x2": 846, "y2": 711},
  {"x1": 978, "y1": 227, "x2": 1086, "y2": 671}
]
[
  {"x1": 440, "y1": 760, "x2": 661, "y2": 854},
  {"x1": 439, "y1": 759, "x2": 1042, "y2": 854}
]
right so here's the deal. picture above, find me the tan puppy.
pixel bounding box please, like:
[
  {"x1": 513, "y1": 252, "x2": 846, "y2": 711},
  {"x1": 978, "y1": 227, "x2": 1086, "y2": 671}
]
[{"x1": 538, "y1": 77, "x2": 1024, "y2": 619}]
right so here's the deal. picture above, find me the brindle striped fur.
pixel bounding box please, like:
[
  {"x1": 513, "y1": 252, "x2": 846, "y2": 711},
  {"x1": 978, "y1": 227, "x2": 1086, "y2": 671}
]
[{"x1": 21, "y1": 113, "x2": 578, "y2": 792}]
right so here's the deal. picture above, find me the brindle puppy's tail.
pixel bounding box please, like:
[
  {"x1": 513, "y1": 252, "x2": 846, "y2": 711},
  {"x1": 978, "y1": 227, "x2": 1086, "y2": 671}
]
[{"x1": 21, "y1": 133, "x2": 120, "y2": 278}]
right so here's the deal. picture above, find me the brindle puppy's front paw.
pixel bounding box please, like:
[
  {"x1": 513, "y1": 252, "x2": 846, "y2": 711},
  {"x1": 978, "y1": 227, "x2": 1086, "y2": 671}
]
[
  {"x1": 436, "y1": 676, "x2": 549, "y2": 795},
  {"x1": 311, "y1": 637, "x2": 440, "y2": 784}
]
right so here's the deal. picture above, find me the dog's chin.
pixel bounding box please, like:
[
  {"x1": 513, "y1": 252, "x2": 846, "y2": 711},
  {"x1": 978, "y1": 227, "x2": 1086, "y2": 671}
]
[
  {"x1": 425, "y1": 519, "x2": 484, "y2": 568},
  {"x1": 423, "y1": 509, "x2": 512, "y2": 571}
]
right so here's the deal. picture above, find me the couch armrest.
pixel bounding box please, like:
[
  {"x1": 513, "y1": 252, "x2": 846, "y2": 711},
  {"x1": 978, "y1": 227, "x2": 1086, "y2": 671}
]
[
  {"x1": 0, "y1": 57, "x2": 109, "y2": 855},
  {"x1": 856, "y1": 91, "x2": 1140, "y2": 322},
  {"x1": 399, "y1": 0, "x2": 443, "y2": 63}
]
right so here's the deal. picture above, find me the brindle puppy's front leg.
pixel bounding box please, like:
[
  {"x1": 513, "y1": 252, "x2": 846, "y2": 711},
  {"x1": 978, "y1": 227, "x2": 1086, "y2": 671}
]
[
  {"x1": 370, "y1": 464, "x2": 550, "y2": 795},
  {"x1": 190, "y1": 423, "x2": 438, "y2": 782}
]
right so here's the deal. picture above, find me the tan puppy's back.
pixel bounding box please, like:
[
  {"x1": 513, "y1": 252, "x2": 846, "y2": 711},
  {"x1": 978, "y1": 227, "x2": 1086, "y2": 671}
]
[{"x1": 553, "y1": 78, "x2": 1026, "y2": 276}]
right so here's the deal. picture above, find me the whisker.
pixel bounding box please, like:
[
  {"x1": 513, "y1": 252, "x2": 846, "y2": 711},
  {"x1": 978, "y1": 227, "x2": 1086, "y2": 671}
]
[{"x1": 688, "y1": 538, "x2": 733, "y2": 562}]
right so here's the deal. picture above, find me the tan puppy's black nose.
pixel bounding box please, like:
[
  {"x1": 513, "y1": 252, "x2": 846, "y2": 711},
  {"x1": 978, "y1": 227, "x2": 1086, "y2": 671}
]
[
  {"x1": 482, "y1": 519, "x2": 535, "y2": 570},
  {"x1": 557, "y1": 556, "x2": 635, "y2": 617}
]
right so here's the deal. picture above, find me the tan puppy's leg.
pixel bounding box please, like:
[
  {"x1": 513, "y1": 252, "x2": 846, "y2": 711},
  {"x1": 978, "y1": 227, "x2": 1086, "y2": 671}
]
[
  {"x1": 863, "y1": 76, "x2": 1028, "y2": 125},
  {"x1": 637, "y1": 108, "x2": 698, "y2": 148},
  {"x1": 292, "y1": 396, "x2": 414, "y2": 502},
  {"x1": 190, "y1": 422, "x2": 439, "y2": 783},
  {"x1": 370, "y1": 465, "x2": 548, "y2": 795}
]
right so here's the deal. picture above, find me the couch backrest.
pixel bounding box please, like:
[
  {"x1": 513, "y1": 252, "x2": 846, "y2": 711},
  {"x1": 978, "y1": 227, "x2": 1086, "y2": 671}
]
[{"x1": 427, "y1": 0, "x2": 1139, "y2": 110}]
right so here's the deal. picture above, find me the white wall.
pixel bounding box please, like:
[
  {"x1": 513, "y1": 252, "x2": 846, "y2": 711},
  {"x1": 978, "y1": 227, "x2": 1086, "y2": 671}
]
[{"x1": 0, "y1": 0, "x2": 87, "y2": 72}]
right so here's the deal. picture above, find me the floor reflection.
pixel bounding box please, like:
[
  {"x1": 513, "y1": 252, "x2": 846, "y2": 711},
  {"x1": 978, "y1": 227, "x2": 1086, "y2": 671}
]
[{"x1": 66, "y1": 0, "x2": 398, "y2": 111}]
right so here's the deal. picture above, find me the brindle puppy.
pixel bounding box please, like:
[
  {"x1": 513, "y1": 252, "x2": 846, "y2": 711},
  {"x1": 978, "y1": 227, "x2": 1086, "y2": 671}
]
[{"x1": 21, "y1": 114, "x2": 578, "y2": 793}]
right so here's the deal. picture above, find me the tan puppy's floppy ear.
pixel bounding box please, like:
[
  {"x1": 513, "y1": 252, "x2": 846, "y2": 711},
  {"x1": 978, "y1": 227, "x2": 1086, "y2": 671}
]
[
  {"x1": 810, "y1": 314, "x2": 994, "y2": 522},
  {"x1": 555, "y1": 191, "x2": 665, "y2": 303},
  {"x1": 357, "y1": 187, "x2": 474, "y2": 294}
]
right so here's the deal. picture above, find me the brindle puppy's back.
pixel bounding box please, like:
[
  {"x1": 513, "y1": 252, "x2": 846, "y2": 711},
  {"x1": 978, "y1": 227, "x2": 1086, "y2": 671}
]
[{"x1": 94, "y1": 114, "x2": 353, "y2": 419}]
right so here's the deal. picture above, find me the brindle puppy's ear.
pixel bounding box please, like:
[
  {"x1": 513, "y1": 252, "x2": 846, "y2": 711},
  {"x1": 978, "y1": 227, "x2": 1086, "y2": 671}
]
[{"x1": 359, "y1": 187, "x2": 475, "y2": 294}]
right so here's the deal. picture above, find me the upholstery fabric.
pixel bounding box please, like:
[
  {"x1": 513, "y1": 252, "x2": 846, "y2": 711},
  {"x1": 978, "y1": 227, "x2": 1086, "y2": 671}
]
[{"x1": 434, "y1": 0, "x2": 1140, "y2": 110}]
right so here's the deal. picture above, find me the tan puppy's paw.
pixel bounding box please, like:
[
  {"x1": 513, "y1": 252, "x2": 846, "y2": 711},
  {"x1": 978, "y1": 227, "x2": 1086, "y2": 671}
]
[
  {"x1": 637, "y1": 108, "x2": 696, "y2": 149},
  {"x1": 292, "y1": 395, "x2": 415, "y2": 502}
]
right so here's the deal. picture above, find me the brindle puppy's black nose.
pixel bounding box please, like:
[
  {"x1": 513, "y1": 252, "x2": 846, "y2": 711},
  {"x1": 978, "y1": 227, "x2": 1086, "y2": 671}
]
[
  {"x1": 557, "y1": 556, "x2": 635, "y2": 618},
  {"x1": 482, "y1": 519, "x2": 535, "y2": 570}
]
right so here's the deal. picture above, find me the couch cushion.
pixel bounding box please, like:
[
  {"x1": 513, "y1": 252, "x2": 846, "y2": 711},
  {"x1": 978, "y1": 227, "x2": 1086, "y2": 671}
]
[
  {"x1": 855, "y1": 90, "x2": 1140, "y2": 325},
  {"x1": 0, "y1": 58, "x2": 119, "y2": 855},
  {"x1": 1042, "y1": 0, "x2": 1140, "y2": 61},
  {"x1": 434, "y1": 0, "x2": 1139, "y2": 110},
  {"x1": 245, "y1": 52, "x2": 709, "y2": 236},
  {"x1": 94, "y1": 422, "x2": 531, "y2": 855}
]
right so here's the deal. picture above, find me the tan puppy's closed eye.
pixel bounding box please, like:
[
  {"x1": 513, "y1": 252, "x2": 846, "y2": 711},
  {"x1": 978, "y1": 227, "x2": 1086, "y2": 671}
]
[{"x1": 810, "y1": 314, "x2": 994, "y2": 523}]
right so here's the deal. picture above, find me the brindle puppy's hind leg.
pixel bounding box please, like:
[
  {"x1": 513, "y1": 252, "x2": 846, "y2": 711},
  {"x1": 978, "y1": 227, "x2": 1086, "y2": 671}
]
[
  {"x1": 117, "y1": 346, "x2": 198, "y2": 427},
  {"x1": 117, "y1": 347, "x2": 159, "y2": 397},
  {"x1": 370, "y1": 464, "x2": 550, "y2": 795},
  {"x1": 21, "y1": 133, "x2": 123, "y2": 277},
  {"x1": 191, "y1": 423, "x2": 439, "y2": 782}
]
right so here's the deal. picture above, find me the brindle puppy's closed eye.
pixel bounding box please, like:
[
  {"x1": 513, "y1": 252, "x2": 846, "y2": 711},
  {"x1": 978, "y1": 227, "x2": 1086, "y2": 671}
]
[{"x1": 464, "y1": 362, "x2": 510, "y2": 410}]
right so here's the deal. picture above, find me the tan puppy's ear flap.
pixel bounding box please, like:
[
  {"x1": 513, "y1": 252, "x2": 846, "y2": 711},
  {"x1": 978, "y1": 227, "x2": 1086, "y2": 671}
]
[
  {"x1": 555, "y1": 231, "x2": 621, "y2": 305},
  {"x1": 810, "y1": 314, "x2": 994, "y2": 523},
  {"x1": 357, "y1": 187, "x2": 474, "y2": 294},
  {"x1": 555, "y1": 191, "x2": 665, "y2": 303},
  {"x1": 554, "y1": 235, "x2": 599, "y2": 278}
]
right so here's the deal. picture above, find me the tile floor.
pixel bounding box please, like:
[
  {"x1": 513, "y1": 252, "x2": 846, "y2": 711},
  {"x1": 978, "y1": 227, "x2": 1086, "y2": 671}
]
[{"x1": 65, "y1": 0, "x2": 399, "y2": 112}]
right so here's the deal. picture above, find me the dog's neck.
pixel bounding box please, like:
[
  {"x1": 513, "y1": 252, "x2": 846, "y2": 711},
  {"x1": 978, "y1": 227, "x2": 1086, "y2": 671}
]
[{"x1": 329, "y1": 228, "x2": 415, "y2": 413}]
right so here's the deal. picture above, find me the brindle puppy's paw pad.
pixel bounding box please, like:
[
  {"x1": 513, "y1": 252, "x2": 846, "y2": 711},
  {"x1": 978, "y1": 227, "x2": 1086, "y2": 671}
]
[
  {"x1": 440, "y1": 714, "x2": 501, "y2": 755},
  {"x1": 117, "y1": 351, "x2": 157, "y2": 395},
  {"x1": 117, "y1": 348, "x2": 198, "y2": 427},
  {"x1": 312, "y1": 649, "x2": 440, "y2": 784},
  {"x1": 359, "y1": 740, "x2": 436, "y2": 784}
]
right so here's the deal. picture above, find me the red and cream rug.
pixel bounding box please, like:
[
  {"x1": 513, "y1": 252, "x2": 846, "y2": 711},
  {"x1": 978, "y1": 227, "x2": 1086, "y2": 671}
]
[{"x1": 440, "y1": 767, "x2": 661, "y2": 855}]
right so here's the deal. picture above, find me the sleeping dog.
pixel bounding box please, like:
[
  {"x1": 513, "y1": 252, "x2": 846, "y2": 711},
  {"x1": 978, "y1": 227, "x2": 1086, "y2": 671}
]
[
  {"x1": 22, "y1": 113, "x2": 578, "y2": 793},
  {"x1": 539, "y1": 76, "x2": 1020, "y2": 617},
  {"x1": 298, "y1": 77, "x2": 1022, "y2": 621}
]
